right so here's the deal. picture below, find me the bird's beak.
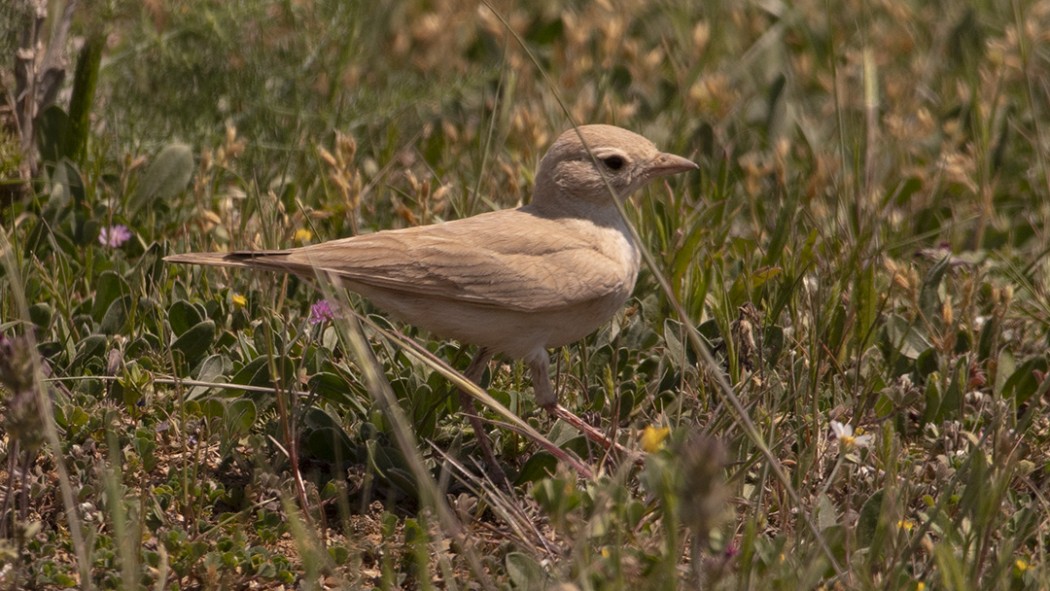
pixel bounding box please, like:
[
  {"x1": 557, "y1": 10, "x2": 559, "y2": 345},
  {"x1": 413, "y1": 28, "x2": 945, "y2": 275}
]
[{"x1": 647, "y1": 152, "x2": 699, "y2": 178}]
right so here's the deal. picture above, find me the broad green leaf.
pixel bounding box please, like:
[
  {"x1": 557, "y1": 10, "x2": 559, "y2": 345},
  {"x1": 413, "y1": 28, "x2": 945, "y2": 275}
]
[
  {"x1": 167, "y1": 300, "x2": 203, "y2": 336},
  {"x1": 188, "y1": 354, "x2": 227, "y2": 401},
  {"x1": 308, "y1": 371, "x2": 356, "y2": 407},
  {"x1": 516, "y1": 453, "x2": 557, "y2": 485},
  {"x1": 225, "y1": 398, "x2": 257, "y2": 437},
  {"x1": 71, "y1": 334, "x2": 107, "y2": 371},
  {"x1": 170, "y1": 320, "x2": 215, "y2": 368},
  {"x1": 856, "y1": 488, "x2": 886, "y2": 551},
  {"x1": 764, "y1": 325, "x2": 785, "y2": 367},
  {"x1": 977, "y1": 316, "x2": 1000, "y2": 362},
  {"x1": 1001, "y1": 358, "x2": 1049, "y2": 404},
  {"x1": 814, "y1": 493, "x2": 838, "y2": 531},
  {"x1": 37, "y1": 105, "x2": 75, "y2": 164},
  {"x1": 91, "y1": 271, "x2": 129, "y2": 322},
  {"x1": 131, "y1": 143, "x2": 194, "y2": 214},
  {"x1": 100, "y1": 295, "x2": 131, "y2": 335},
  {"x1": 883, "y1": 314, "x2": 932, "y2": 360},
  {"x1": 937, "y1": 358, "x2": 967, "y2": 421},
  {"x1": 29, "y1": 303, "x2": 53, "y2": 329},
  {"x1": 506, "y1": 552, "x2": 547, "y2": 590},
  {"x1": 231, "y1": 356, "x2": 271, "y2": 388}
]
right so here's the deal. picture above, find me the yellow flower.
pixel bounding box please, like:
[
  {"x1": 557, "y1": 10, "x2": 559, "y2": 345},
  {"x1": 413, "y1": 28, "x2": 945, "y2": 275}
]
[
  {"x1": 916, "y1": 583, "x2": 925, "y2": 591},
  {"x1": 294, "y1": 228, "x2": 313, "y2": 243},
  {"x1": 1015, "y1": 558, "x2": 1029, "y2": 573},
  {"x1": 641, "y1": 426, "x2": 670, "y2": 453},
  {"x1": 897, "y1": 519, "x2": 915, "y2": 532},
  {"x1": 232, "y1": 294, "x2": 247, "y2": 308}
]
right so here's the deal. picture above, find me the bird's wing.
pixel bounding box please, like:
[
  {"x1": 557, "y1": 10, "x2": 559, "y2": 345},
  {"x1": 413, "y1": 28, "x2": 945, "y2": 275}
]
[{"x1": 266, "y1": 209, "x2": 633, "y2": 313}]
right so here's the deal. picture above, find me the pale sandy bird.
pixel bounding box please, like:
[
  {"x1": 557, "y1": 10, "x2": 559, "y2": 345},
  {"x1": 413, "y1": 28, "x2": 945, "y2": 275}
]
[{"x1": 166, "y1": 124, "x2": 696, "y2": 464}]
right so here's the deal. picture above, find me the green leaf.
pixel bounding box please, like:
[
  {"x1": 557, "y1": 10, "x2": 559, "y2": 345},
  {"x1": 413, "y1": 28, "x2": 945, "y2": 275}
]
[
  {"x1": 29, "y1": 302, "x2": 53, "y2": 328},
  {"x1": 36, "y1": 105, "x2": 75, "y2": 164},
  {"x1": 883, "y1": 314, "x2": 932, "y2": 361},
  {"x1": 91, "y1": 271, "x2": 129, "y2": 322},
  {"x1": 525, "y1": 15, "x2": 564, "y2": 45},
  {"x1": 663, "y1": 318, "x2": 687, "y2": 371},
  {"x1": 874, "y1": 392, "x2": 894, "y2": 418},
  {"x1": 814, "y1": 493, "x2": 838, "y2": 531},
  {"x1": 936, "y1": 358, "x2": 967, "y2": 421},
  {"x1": 915, "y1": 348, "x2": 939, "y2": 379},
  {"x1": 199, "y1": 398, "x2": 225, "y2": 419},
  {"x1": 302, "y1": 425, "x2": 357, "y2": 467},
  {"x1": 854, "y1": 262, "x2": 877, "y2": 352},
  {"x1": 505, "y1": 552, "x2": 547, "y2": 590},
  {"x1": 923, "y1": 377, "x2": 941, "y2": 425},
  {"x1": 167, "y1": 300, "x2": 203, "y2": 336},
  {"x1": 71, "y1": 334, "x2": 107, "y2": 371},
  {"x1": 670, "y1": 215, "x2": 708, "y2": 288},
  {"x1": 889, "y1": 176, "x2": 924, "y2": 207},
  {"x1": 383, "y1": 468, "x2": 418, "y2": 498},
  {"x1": 131, "y1": 143, "x2": 194, "y2": 214},
  {"x1": 764, "y1": 194, "x2": 795, "y2": 268},
  {"x1": 231, "y1": 356, "x2": 271, "y2": 389},
  {"x1": 993, "y1": 349, "x2": 1014, "y2": 397},
  {"x1": 764, "y1": 325, "x2": 785, "y2": 366},
  {"x1": 69, "y1": 33, "x2": 104, "y2": 161},
  {"x1": 934, "y1": 541, "x2": 968, "y2": 590},
  {"x1": 919, "y1": 255, "x2": 951, "y2": 326},
  {"x1": 170, "y1": 320, "x2": 215, "y2": 368},
  {"x1": 515, "y1": 453, "x2": 557, "y2": 485},
  {"x1": 1001, "y1": 358, "x2": 1049, "y2": 404},
  {"x1": 977, "y1": 315, "x2": 1000, "y2": 362},
  {"x1": 100, "y1": 295, "x2": 131, "y2": 335},
  {"x1": 225, "y1": 398, "x2": 257, "y2": 438},
  {"x1": 134, "y1": 428, "x2": 158, "y2": 472},
  {"x1": 750, "y1": 266, "x2": 781, "y2": 291},
  {"x1": 765, "y1": 72, "x2": 787, "y2": 139},
  {"x1": 188, "y1": 354, "x2": 227, "y2": 401},
  {"x1": 308, "y1": 371, "x2": 358, "y2": 408}
]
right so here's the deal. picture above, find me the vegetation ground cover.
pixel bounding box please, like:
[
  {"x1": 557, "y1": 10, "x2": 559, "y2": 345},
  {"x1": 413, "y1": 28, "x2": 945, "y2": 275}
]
[{"x1": 2, "y1": 0, "x2": 1050, "y2": 588}]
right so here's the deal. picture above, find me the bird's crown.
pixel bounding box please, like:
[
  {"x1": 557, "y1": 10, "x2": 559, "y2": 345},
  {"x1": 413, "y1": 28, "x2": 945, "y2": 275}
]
[{"x1": 532, "y1": 125, "x2": 694, "y2": 214}]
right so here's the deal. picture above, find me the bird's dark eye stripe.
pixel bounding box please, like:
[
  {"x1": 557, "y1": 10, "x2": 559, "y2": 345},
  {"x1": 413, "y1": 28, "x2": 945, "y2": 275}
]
[{"x1": 602, "y1": 155, "x2": 625, "y2": 170}]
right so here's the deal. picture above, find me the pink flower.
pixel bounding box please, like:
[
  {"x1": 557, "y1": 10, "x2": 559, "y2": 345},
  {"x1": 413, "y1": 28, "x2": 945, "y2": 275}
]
[
  {"x1": 99, "y1": 225, "x2": 132, "y2": 248},
  {"x1": 309, "y1": 300, "x2": 335, "y2": 325}
]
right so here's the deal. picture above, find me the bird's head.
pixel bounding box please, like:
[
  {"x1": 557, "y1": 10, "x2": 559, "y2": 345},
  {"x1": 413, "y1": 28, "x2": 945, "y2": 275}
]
[{"x1": 532, "y1": 124, "x2": 697, "y2": 213}]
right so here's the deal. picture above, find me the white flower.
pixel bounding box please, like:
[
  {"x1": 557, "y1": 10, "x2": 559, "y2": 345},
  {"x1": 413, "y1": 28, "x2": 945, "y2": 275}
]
[{"x1": 830, "y1": 420, "x2": 873, "y2": 450}]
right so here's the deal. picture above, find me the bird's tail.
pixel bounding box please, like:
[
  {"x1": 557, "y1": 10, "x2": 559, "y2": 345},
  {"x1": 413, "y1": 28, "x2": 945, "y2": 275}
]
[{"x1": 164, "y1": 250, "x2": 305, "y2": 274}]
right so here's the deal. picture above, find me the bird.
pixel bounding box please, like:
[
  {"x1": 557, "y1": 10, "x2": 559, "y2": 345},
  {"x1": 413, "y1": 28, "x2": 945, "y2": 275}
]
[{"x1": 166, "y1": 124, "x2": 697, "y2": 474}]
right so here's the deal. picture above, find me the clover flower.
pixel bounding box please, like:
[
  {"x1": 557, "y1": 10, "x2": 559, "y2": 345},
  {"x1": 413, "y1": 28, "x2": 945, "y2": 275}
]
[
  {"x1": 99, "y1": 225, "x2": 133, "y2": 247},
  {"x1": 309, "y1": 300, "x2": 335, "y2": 325}
]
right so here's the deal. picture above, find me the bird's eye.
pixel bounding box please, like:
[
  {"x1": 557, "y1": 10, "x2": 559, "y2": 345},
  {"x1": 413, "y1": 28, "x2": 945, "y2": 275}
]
[{"x1": 601, "y1": 155, "x2": 625, "y2": 170}]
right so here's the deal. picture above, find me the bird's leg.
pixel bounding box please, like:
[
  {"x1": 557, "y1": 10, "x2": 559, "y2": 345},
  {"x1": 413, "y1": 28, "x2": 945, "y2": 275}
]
[
  {"x1": 527, "y1": 354, "x2": 628, "y2": 454},
  {"x1": 457, "y1": 347, "x2": 509, "y2": 487}
]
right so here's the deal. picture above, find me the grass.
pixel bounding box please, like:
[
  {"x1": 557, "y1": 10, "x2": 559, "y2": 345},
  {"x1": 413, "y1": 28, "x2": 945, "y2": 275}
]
[{"x1": 2, "y1": 0, "x2": 1050, "y2": 588}]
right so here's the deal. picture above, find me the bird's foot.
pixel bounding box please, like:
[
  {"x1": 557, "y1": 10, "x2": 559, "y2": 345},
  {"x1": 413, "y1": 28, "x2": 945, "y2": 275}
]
[
  {"x1": 544, "y1": 403, "x2": 635, "y2": 457},
  {"x1": 460, "y1": 391, "x2": 511, "y2": 490}
]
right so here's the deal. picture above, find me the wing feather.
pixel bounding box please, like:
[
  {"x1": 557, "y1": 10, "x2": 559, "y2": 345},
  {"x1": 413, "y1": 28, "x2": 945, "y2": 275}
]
[{"x1": 280, "y1": 209, "x2": 631, "y2": 313}]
